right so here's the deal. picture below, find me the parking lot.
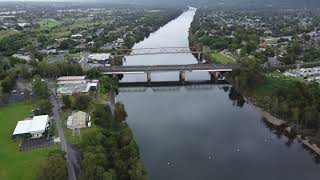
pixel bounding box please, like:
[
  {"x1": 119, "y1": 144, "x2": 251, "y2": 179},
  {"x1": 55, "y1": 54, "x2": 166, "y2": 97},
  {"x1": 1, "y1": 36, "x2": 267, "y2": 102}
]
[{"x1": 19, "y1": 138, "x2": 54, "y2": 152}]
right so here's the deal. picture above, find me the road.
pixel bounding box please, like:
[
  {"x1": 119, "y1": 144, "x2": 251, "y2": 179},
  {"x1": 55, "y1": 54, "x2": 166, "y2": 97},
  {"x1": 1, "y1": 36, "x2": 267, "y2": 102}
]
[
  {"x1": 99, "y1": 63, "x2": 238, "y2": 74},
  {"x1": 49, "y1": 93, "x2": 77, "y2": 180}
]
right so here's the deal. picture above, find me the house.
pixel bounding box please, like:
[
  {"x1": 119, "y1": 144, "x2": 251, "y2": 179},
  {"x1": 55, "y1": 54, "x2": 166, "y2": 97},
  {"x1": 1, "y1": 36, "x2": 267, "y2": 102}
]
[
  {"x1": 66, "y1": 111, "x2": 91, "y2": 129},
  {"x1": 12, "y1": 54, "x2": 31, "y2": 62},
  {"x1": 56, "y1": 76, "x2": 99, "y2": 97},
  {"x1": 87, "y1": 53, "x2": 111, "y2": 64},
  {"x1": 263, "y1": 56, "x2": 282, "y2": 67},
  {"x1": 71, "y1": 34, "x2": 83, "y2": 39},
  {"x1": 13, "y1": 115, "x2": 50, "y2": 139}
]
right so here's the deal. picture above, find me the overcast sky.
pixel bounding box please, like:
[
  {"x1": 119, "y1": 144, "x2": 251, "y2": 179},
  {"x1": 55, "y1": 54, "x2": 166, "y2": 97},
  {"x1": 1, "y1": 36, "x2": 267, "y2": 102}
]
[{"x1": 1, "y1": 0, "x2": 319, "y2": 8}]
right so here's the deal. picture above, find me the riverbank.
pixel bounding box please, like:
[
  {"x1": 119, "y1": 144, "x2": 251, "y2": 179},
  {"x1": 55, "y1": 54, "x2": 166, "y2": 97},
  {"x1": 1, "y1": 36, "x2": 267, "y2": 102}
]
[
  {"x1": 245, "y1": 96, "x2": 320, "y2": 157},
  {"x1": 249, "y1": 100, "x2": 286, "y2": 127}
]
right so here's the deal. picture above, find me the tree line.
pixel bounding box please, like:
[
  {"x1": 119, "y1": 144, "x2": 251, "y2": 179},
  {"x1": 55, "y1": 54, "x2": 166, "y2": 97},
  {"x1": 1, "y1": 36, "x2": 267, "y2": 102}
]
[
  {"x1": 228, "y1": 62, "x2": 320, "y2": 130},
  {"x1": 79, "y1": 103, "x2": 146, "y2": 180}
]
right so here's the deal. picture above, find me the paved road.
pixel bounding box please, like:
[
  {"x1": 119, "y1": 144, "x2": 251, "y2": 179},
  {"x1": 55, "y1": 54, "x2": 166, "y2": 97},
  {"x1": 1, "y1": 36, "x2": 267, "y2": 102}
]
[{"x1": 50, "y1": 94, "x2": 77, "y2": 180}]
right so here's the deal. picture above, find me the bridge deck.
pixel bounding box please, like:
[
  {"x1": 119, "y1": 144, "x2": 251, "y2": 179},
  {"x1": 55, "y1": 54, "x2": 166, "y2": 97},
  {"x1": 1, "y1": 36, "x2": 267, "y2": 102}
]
[{"x1": 99, "y1": 63, "x2": 240, "y2": 74}]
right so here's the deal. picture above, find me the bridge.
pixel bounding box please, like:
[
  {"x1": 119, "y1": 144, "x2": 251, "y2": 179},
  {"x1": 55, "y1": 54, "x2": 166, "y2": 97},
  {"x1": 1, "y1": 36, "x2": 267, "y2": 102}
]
[
  {"x1": 119, "y1": 81, "x2": 231, "y2": 93},
  {"x1": 115, "y1": 47, "x2": 211, "y2": 61},
  {"x1": 99, "y1": 63, "x2": 240, "y2": 82}
]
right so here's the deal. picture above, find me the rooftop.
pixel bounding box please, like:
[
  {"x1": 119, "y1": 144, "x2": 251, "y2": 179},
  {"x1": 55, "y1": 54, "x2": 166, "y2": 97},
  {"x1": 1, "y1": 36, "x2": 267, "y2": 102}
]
[
  {"x1": 88, "y1": 53, "x2": 111, "y2": 61},
  {"x1": 13, "y1": 115, "x2": 49, "y2": 135},
  {"x1": 57, "y1": 76, "x2": 86, "y2": 81}
]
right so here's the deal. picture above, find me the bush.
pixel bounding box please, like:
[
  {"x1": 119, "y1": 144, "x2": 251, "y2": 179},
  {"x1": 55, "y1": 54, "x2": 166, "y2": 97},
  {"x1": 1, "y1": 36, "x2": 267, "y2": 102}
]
[
  {"x1": 37, "y1": 150, "x2": 67, "y2": 180},
  {"x1": 72, "y1": 94, "x2": 91, "y2": 110},
  {"x1": 62, "y1": 95, "x2": 72, "y2": 109},
  {"x1": 33, "y1": 99, "x2": 53, "y2": 116}
]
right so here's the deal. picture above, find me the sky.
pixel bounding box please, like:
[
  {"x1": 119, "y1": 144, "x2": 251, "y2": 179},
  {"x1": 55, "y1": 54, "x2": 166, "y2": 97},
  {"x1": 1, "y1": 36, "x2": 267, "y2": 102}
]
[{"x1": 1, "y1": 0, "x2": 320, "y2": 8}]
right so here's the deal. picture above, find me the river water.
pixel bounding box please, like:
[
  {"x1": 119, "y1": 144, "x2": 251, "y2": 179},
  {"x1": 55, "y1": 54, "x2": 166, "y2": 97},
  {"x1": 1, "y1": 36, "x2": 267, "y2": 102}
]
[{"x1": 117, "y1": 8, "x2": 320, "y2": 180}]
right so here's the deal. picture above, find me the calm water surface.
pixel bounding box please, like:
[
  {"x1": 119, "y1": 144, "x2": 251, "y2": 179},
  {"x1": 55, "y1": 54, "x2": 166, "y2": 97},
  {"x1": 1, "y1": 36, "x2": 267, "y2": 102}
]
[{"x1": 117, "y1": 8, "x2": 320, "y2": 180}]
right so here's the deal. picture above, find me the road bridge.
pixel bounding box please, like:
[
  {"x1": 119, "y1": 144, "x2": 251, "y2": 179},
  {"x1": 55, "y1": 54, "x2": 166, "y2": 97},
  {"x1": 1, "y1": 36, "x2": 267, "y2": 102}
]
[
  {"x1": 115, "y1": 47, "x2": 212, "y2": 61},
  {"x1": 118, "y1": 81, "x2": 230, "y2": 93},
  {"x1": 99, "y1": 63, "x2": 240, "y2": 82}
]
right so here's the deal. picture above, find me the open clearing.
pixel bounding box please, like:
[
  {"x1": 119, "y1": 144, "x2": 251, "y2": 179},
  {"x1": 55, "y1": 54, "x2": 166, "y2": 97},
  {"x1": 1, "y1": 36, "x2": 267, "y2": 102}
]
[
  {"x1": 0, "y1": 102, "x2": 54, "y2": 180},
  {"x1": 210, "y1": 52, "x2": 236, "y2": 64}
]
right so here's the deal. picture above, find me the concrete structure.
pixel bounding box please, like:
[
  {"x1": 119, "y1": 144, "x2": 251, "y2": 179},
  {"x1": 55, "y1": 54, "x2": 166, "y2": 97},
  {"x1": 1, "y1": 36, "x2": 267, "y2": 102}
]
[
  {"x1": 99, "y1": 63, "x2": 238, "y2": 82},
  {"x1": 67, "y1": 111, "x2": 91, "y2": 129},
  {"x1": 71, "y1": 34, "x2": 83, "y2": 39},
  {"x1": 88, "y1": 53, "x2": 111, "y2": 64},
  {"x1": 13, "y1": 115, "x2": 50, "y2": 138},
  {"x1": 56, "y1": 76, "x2": 99, "y2": 97},
  {"x1": 115, "y1": 47, "x2": 205, "y2": 61},
  {"x1": 12, "y1": 54, "x2": 31, "y2": 62}
]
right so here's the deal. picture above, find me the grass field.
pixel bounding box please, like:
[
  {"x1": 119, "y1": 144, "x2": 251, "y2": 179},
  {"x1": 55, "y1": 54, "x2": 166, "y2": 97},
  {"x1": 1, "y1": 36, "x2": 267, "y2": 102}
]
[
  {"x1": 38, "y1": 19, "x2": 61, "y2": 30},
  {"x1": 0, "y1": 30, "x2": 18, "y2": 40},
  {"x1": 210, "y1": 52, "x2": 236, "y2": 64},
  {"x1": 0, "y1": 102, "x2": 53, "y2": 180}
]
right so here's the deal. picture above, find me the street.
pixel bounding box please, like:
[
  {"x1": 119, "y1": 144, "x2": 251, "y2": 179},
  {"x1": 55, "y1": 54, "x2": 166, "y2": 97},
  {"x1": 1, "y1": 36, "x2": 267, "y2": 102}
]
[{"x1": 50, "y1": 93, "x2": 77, "y2": 180}]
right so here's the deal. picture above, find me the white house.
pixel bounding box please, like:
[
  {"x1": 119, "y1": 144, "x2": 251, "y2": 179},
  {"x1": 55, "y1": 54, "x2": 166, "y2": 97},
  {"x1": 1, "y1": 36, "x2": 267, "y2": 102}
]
[{"x1": 13, "y1": 115, "x2": 50, "y2": 138}]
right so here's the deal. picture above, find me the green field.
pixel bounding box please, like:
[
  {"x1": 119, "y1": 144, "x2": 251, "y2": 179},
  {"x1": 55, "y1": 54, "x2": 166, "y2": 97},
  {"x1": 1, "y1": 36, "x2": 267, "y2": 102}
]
[
  {"x1": 0, "y1": 102, "x2": 53, "y2": 180},
  {"x1": 0, "y1": 31, "x2": 18, "y2": 40},
  {"x1": 38, "y1": 19, "x2": 61, "y2": 30},
  {"x1": 210, "y1": 52, "x2": 236, "y2": 64}
]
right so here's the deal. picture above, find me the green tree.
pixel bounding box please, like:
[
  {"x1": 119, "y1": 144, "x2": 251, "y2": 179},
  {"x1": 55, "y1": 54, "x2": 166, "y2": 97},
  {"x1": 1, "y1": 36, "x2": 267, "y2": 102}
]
[
  {"x1": 72, "y1": 94, "x2": 91, "y2": 110},
  {"x1": 32, "y1": 75, "x2": 49, "y2": 98},
  {"x1": 92, "y1": 104, "x2": 113, "y2": 128},
  {"x1": 62, "y1": 95, "x2": 72, "y2": 109},
  {"x1": 1, "y1": 76, "x2": 16, "y2": 93},
  {"x1": 86, "y1": 68, "x2": 101, "y2": 79},
  {"x1": 37, "y1": 150, "x2": 67, "y2": 180},
  {"x1": 114, "y1": 102, "x2": 127, "y2": 123},
  {"x1": 33, "y1": 99, "x2": 53, "y2": 115}
]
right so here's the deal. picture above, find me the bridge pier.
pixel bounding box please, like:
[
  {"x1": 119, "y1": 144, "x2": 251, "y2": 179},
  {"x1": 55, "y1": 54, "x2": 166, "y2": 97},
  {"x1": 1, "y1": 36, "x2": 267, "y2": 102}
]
[
  {"x1": 146, "y1": 71, "x2": 151, "y2": 82},
  {"x1": 197, "y1": 53, "x2": 202, "y2": 61},
  {"x1": 179, "y1": 70, "x2": 185, "y2": 82},
  {"x1": 209, "y1": 71, "x2": 221, "y2": 82}
]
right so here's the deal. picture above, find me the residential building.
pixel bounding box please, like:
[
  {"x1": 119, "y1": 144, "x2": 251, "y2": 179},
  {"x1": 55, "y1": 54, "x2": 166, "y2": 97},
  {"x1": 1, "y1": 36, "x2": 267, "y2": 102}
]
[
  {"x1": 66, "y1": 111, "x2": 91, "y2": 129},
  {"x1": 13, "y1": 115, "x2": 50, "y2": 139},
  {"x1": 56, "y1": 76, "x2": 99, "y2": 97},
  {"x1": 87, "y1": 53, "x2": 111, "y2": 64}
]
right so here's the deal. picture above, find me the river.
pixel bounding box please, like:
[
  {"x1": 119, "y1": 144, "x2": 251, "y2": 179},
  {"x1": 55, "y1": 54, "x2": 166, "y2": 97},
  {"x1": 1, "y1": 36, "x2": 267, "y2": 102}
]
[{"x1": 117, "y1": 8, "x2": 320, "y2": 180}]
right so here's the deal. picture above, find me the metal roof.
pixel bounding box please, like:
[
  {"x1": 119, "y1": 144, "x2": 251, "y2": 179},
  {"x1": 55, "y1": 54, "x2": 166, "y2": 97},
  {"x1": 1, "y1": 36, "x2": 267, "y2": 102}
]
[{"x1": 13, "y1": 115, "x2": 49, "y2": 135}]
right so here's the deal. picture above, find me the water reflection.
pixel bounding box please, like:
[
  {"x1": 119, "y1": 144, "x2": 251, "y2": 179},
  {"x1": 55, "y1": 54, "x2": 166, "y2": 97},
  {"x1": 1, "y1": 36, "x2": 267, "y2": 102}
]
[
  {"x1": 116, "y1": 7, "x2": 320, "y2": 180},
  {"x1": 228, "y1": 87, "x2": 245, "y2": 108}
]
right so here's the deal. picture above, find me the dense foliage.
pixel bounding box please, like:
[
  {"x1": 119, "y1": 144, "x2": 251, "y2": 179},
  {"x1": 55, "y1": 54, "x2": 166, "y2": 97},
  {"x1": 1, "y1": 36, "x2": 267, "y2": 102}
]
[
  {"x1": 37, "y1": 150, "x2": 67, "y2": 180},
  {"x1": 228, "y1": 66, "x2": 320, "y2": 130},
  {"x1": 80, "y1": 103, "x2": 146, "y2": 180},
  {"x1": 32, "y1": 75, "x2": 49, "y2": 98},
  {"x1": 35, "y1": 61, "x2": 83, "y2": 78},
  {"x1": 100, "y1": 76, "x2": 119, "y2": 94}
]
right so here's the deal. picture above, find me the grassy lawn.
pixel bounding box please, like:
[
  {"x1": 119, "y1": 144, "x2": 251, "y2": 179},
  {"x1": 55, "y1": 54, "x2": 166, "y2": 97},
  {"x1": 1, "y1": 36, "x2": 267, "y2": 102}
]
[
  {"x1": 210, "y1": 52, "x2": 236, "y2": 64},
  {"x1": 38, "y1": 19, "x2": 61, "y2": 30},
  {"x1": 0, "y1": 102, "x2": 53, "y2": 180},
  {"x1": 0, "y1": 30, "x2": 18, "y2": 40}
]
